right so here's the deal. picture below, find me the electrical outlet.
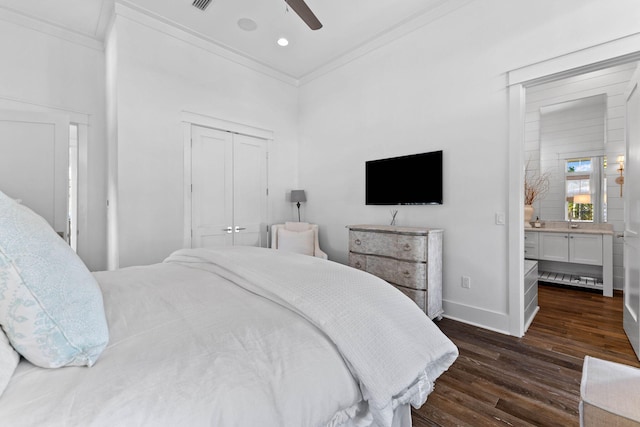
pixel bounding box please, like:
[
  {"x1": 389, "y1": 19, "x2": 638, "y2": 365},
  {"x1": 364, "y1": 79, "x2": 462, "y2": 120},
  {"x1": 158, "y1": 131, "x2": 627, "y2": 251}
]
[{"x1": 461, "y1": 276, "x2": 471, "y2": 289}]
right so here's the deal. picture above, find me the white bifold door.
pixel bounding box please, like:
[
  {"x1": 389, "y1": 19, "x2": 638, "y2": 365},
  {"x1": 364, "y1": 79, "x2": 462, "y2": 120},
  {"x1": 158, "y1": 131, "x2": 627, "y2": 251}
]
[
  {"x1": 0, "y1": 111, "x2": 69, "y2": 238},
  {"x1": 624, "y1": 66, "x2": 640, "y2": 360},
  {"x1": 191, "y1": 125, "x2": 268, "y2": 248}
]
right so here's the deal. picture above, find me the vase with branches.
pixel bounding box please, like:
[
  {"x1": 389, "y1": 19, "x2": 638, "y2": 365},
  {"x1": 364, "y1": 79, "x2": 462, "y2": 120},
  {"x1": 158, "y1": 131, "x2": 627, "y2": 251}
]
[{"x1": 524, "y1": 162, "x2": 550, "y2": 226}]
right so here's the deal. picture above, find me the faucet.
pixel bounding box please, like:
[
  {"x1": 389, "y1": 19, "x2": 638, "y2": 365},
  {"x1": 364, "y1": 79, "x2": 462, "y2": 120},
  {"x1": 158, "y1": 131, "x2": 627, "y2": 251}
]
[{"x1": 569, "y1": 212, "x2": 579, "y2": 229}]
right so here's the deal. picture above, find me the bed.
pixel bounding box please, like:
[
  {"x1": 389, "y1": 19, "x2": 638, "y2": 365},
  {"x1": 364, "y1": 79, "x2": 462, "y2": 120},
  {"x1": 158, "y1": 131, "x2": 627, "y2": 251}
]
[{"x1": 0, "y1": 191, "x2": 458, "y2": 427}]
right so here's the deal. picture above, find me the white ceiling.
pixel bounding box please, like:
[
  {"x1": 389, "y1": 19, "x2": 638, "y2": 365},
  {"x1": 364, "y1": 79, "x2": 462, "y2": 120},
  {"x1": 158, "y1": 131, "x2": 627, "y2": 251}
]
[{"x1": 0, "y1": 0, "x2": 454, "y2": 80}]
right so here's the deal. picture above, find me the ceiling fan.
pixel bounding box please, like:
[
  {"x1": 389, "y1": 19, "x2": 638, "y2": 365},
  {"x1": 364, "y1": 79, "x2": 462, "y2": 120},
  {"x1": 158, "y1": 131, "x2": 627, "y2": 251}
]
[
  {"x1": 192, "y1": 0, "x2": 322, "y2": 31},
  {"x1": 284, "y1": 0, "x2": 322, "y2": 30}
]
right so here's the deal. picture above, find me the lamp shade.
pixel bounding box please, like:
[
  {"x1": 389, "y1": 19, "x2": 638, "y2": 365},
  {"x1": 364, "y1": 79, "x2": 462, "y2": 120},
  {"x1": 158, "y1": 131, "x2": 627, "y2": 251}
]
[
  {"x1": 573, "y1": 194, "x2": 591, "y2": 204},
  {"x1": 291, "y1": 190, "x2": 307, "y2": 203}
]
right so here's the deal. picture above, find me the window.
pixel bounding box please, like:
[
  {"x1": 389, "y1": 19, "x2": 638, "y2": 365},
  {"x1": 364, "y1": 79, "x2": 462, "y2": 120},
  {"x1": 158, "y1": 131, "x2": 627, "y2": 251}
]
[
  {"x1": 69, "y1": 124, "x2": 78, "y2": 251},
  {"x1": 566, "y1": 158, "x2": 593, "y2": 222}
]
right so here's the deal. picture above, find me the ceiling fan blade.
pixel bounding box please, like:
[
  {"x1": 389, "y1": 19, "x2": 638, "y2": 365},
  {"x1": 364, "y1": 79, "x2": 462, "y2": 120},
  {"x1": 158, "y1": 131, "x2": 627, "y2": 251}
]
[{"x1": 284, "y1": 0, "x2": 322, "y2": 30}]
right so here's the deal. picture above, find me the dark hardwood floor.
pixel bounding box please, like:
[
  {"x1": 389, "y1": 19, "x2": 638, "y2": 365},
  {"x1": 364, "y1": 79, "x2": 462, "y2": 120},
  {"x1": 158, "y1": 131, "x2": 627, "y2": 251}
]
[{"x1": 412, "y1": 284, "x2": 640, "y2": 426}]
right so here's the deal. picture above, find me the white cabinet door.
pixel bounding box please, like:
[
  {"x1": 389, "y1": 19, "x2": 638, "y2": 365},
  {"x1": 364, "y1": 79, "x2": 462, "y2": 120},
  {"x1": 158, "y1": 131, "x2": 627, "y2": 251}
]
[
  {"x1": 539, "y1": 232, "x2": 569, "y2": 262},
  {"x1": 524, "y1": 231, "x2": 539, "y2": 260},
  {"x1": 539, "y1": 232, "x2": 603, "y2": 265},
  {"x1": 569, "y1": 234, "x2": 603, "y2": 265},
  {"x1": 191, "y1": 125, "x2": 268, "y2": 249}
]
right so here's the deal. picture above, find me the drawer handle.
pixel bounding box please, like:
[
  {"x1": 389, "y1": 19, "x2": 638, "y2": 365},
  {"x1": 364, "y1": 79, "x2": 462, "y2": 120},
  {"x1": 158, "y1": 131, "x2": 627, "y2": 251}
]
[
  {"x1": 355, "y1": 261, "x2": 362, "y2": 268},
  {"x1": 403, "y1": 244, "x2": 411, "y2": 251},
  {"x1": 403, "y1": 271, "x2": 411, "y2": 278},
  {"x1": 355, "y1": 239, "x2": 361, "y2": 246}
]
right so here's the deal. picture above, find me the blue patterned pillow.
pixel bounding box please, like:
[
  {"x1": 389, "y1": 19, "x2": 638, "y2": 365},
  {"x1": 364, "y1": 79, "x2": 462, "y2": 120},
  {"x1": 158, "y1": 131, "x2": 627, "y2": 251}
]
[{"x1": 0, "y1": 191, "x2": 108, "y2": 368}]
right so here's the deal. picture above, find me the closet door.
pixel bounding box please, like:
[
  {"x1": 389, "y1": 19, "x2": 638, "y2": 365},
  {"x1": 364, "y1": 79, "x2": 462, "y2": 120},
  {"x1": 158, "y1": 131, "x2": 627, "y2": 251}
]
[
  {"x1": 190, "y1": 125, "x2": 268, "y2": 249},
  {"x1": 191, "y1": 126, "x2": 233, "y2": 247},
  {"x1": 233, "y1": 134, "x2": 268, "y2": 247}
]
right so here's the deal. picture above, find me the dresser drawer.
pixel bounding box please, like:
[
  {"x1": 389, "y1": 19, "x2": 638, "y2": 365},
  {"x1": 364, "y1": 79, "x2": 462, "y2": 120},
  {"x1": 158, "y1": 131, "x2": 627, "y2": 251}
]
[
  {"x1": 365, "y1": 256, "x2": 426, "y2": 290},
  {"x1": 349, "y1": 253, "x2": 366, "y2": 271},
  {"x1": 349, "y1": 230, "x2": 427, "y2": 262},
  {"x1": 396, "y1": 235, "x2": 427, "y2": 262},
  {"x1": 395, "y1": 286, "x2": 427, "y2": 313},
  {"x1": 349, "y1": 253, "x2": 426, "y2": 290}
]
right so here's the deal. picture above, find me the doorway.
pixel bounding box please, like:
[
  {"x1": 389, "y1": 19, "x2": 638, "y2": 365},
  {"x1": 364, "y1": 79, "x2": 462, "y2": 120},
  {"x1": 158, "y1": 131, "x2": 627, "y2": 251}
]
[
  {"x1": 507, "y1": 35, "x2": 640, "y2": 337},
  {"x1": 523, "y1": 64, "x2": 635, "y2": 294}
]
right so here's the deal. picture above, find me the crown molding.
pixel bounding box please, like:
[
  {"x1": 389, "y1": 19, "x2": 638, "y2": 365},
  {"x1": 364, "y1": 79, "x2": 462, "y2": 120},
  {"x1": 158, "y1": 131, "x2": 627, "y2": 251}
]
[
  {"x1": 0, "y1": 6, "x2": 104, "y2": 52},
  {"x1": 508, "y1": 32, "x2": 640, "y2": 87}
]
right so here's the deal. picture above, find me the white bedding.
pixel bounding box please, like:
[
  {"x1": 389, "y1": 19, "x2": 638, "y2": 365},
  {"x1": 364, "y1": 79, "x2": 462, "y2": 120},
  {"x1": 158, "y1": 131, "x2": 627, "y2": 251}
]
[{"x1": 0, "y1": 247, "x2": 457, "y2": 427}]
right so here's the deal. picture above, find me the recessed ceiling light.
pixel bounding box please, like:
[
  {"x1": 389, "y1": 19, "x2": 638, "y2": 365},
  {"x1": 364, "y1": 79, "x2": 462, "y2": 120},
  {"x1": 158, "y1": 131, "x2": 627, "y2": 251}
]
[
  {"x1": 237, "y1": 18, "x2": 257, "y2": 31},
  {"x1": 277, "y1": 37, "x2": 289, "y2": 47}
]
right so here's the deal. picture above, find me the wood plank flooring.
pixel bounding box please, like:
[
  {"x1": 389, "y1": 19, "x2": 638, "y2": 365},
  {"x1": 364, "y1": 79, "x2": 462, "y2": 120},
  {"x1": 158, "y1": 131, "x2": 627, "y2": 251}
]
[{"x1": 412, "y1": 284, "x2": 640, "y2": 426}]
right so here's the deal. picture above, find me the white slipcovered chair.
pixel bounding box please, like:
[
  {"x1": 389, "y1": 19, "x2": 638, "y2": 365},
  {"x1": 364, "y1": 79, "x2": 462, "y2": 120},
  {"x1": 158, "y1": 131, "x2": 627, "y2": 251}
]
[
  {"x1": 271, "y1": 222, "x2": 328, "y2": 259},
  {"x1": 580, "y1": 356, "x2": 640, "y2": 426}
]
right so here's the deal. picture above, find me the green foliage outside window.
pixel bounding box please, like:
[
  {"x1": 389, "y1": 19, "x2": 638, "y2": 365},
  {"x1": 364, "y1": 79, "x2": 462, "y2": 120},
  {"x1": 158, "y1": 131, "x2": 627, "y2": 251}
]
[{"x1": 568, "y1": 202, "x2": 593, "y2": 221}]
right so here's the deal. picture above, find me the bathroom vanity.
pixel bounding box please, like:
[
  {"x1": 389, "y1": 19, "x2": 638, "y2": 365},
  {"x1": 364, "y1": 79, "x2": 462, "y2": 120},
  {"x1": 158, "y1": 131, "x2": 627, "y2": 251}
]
[{"x1": 524, "y1": 221, "x2": 613, "y2": 297}]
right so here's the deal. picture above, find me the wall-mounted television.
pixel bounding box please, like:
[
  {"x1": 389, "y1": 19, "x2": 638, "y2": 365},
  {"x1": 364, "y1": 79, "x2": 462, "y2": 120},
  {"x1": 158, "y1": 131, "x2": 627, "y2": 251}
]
[{"x1": 366, "y1": 150, "x2": 443, "y2": 205}]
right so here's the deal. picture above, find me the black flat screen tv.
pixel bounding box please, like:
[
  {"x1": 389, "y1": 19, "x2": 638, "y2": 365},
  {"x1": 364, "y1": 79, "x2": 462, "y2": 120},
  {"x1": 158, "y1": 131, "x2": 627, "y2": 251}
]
[{"x1": 366, "y1": 150, "x2": 443, "y2": 205}]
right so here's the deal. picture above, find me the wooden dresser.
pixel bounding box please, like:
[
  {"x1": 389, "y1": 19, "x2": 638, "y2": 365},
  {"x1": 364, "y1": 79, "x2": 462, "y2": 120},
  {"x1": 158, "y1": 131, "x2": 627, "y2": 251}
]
[{"x1": 347, "y1": 225, "x2": 443, "y2": 320}]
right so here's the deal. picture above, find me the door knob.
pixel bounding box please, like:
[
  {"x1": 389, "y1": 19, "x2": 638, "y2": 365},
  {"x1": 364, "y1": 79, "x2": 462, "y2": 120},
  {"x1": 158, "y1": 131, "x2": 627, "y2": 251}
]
[
  {"x1": 235, "y1": 226, "x2": 246, "y2": 232},
  {"x1": 222, "y1": 226, "x2": 232, "y2": 233}
]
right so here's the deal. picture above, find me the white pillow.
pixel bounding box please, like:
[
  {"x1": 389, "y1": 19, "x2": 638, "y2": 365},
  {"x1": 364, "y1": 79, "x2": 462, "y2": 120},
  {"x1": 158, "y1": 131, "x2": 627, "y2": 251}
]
[
  {"x1": 284, "y1": 222, "x2": 310, "y2": 232},
  {"x1": 0, "y1": 191, "x2": 109, "y2": 368},
  {"x1": 277, "y1": 228, "x2": 315, "y2": 256},
  {"x1": 0, "y1": 328, "x2": 19, "y2": 397}
]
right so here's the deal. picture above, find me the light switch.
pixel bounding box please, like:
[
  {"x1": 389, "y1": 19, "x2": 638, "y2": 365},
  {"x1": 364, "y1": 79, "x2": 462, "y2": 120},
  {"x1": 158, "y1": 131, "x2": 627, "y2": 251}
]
[{"x1": 495, "y1": 212, "x2": 506, "y2": 225}]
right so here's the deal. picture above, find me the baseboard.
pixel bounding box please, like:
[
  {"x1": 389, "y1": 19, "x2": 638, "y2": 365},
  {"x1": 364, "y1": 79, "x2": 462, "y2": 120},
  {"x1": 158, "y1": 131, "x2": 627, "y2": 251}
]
[{"x1": 442, "y1": 299, "x2": 511, "y2": 335}]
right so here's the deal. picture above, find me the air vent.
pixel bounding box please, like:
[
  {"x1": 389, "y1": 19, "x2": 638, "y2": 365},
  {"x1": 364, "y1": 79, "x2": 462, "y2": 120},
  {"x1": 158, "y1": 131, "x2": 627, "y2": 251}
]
[{"x1": 192, "y1": 0, "x2": 213, "y2": 11}]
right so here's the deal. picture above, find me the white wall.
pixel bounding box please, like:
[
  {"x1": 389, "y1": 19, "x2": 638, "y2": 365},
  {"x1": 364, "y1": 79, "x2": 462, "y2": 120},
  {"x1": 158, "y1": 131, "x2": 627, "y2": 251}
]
[
  {"x1": 0, "y1": 11, "x2": 107, "y2": 271},
  {"x1": 298, "y1": 0, "x2": 640, "y2": 332},
  {"x1": 108, "y1": 8, "x2": 300, "y2": 267}
]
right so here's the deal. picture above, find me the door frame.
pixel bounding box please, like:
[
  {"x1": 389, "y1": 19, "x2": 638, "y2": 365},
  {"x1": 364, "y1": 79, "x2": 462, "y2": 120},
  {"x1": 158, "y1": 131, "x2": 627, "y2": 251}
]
[
  {"x1": 0, "y1": 101, "x2": 90, "y2": 257},
  {"x1": 181, "y1": 111, "x2": 273, "y2": 249},
  {"x1": 507, "y1": 33, "x2": 640, "y2": 337}
]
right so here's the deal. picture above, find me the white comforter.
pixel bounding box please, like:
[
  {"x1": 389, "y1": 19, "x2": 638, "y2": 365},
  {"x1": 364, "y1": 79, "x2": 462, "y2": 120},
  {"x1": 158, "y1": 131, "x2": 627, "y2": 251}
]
[{"x1": 0, "y1": 247, "x2": 457, "y2": 427}]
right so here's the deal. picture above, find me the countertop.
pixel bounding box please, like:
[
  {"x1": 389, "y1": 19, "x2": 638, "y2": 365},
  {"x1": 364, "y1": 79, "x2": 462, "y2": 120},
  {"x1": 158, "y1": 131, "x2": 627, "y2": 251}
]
[{"x1": 525, "y1": 221, "x2": 614, "y2": 235}]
